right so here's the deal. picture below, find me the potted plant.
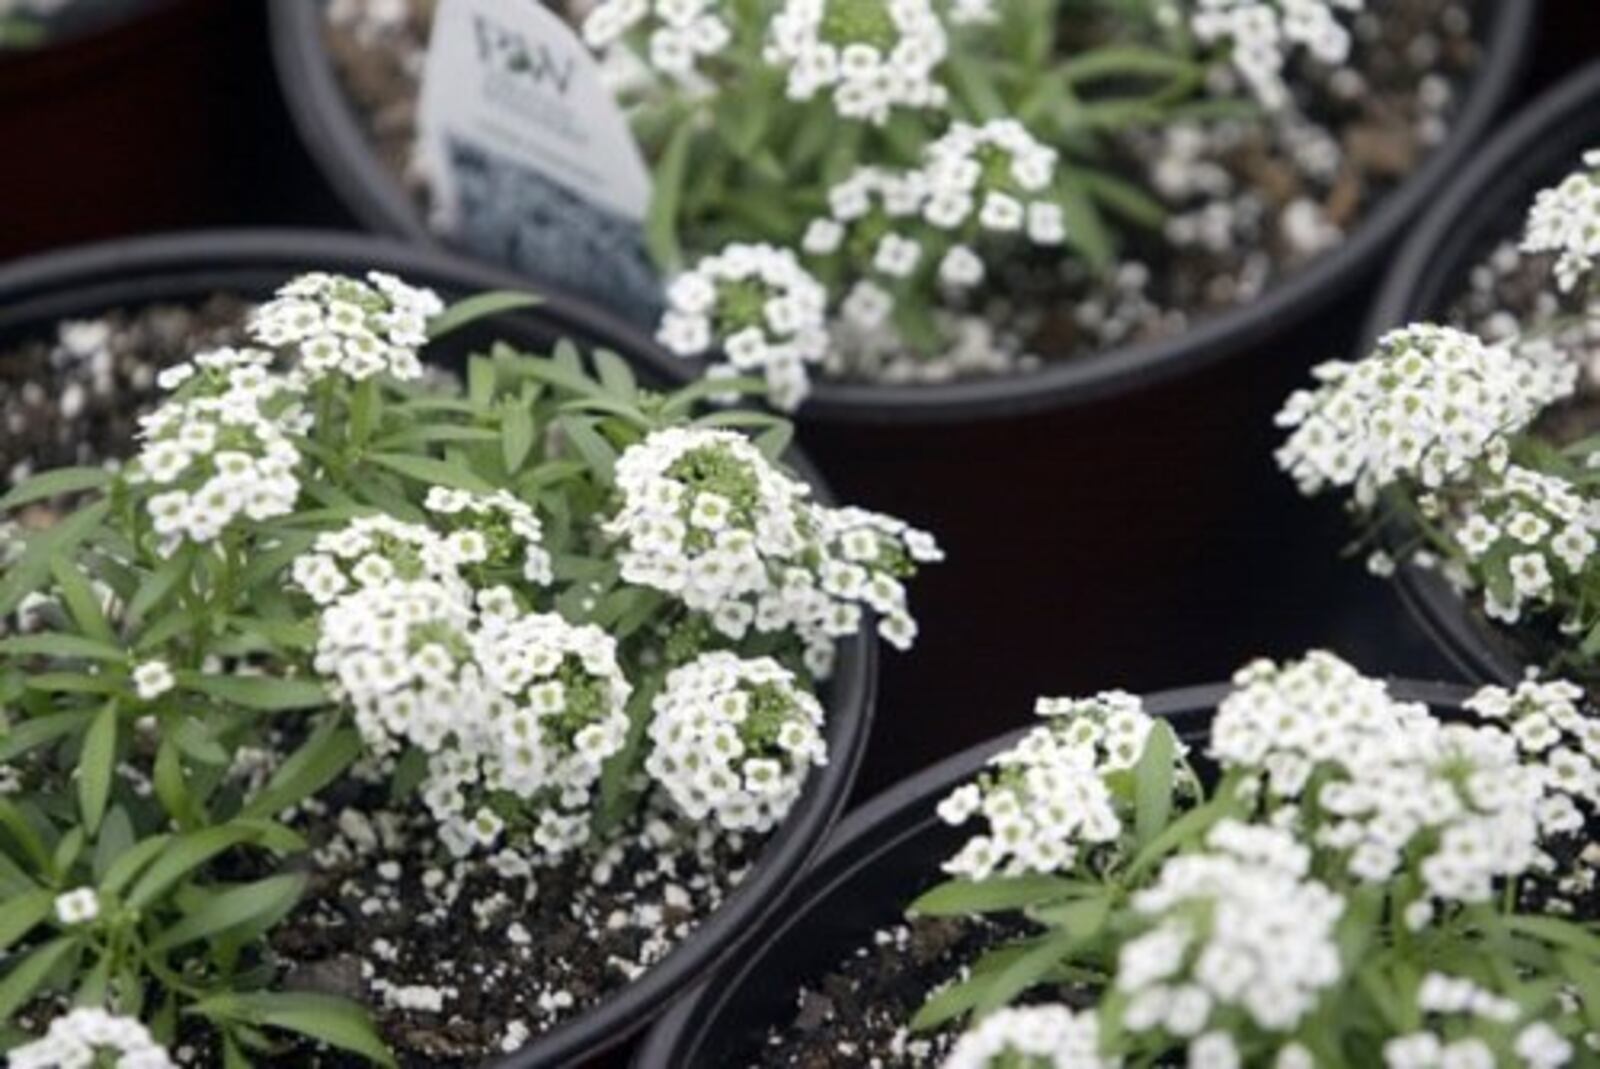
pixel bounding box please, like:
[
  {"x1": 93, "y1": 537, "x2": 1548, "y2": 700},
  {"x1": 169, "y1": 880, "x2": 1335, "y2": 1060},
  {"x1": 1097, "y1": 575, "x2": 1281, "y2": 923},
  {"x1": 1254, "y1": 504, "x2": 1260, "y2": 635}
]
[
  {"x1": 1280, "y1": 62, "x2": 1600, "y2": 693},
  {"x1": 638, "y1": 650, "x2": 1600, "y2": 1066},
  {"x1": 0, "y1": 230, "x2": 938, "y2": 1066},
  {"x1": 271, "y1": 0, "x2": 1534, "y2": 422}
]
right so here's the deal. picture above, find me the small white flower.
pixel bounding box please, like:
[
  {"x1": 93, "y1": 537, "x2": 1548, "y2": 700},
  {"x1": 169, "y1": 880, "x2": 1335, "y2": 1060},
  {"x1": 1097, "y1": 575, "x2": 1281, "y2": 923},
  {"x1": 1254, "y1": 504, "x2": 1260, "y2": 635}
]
[
  {"x1": 132, "y1": 660, "x2": 175, "y2": 701},
  {"x1": 54, "y1": 887, "x2": 100, "y2": 926}
]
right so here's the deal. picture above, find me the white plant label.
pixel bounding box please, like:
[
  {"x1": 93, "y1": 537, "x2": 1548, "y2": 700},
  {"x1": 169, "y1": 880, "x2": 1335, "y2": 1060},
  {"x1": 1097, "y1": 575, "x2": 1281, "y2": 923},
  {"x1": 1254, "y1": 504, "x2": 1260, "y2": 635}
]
[{"x1": 418, "y1": 0, "x2": 660, "y2": 314}]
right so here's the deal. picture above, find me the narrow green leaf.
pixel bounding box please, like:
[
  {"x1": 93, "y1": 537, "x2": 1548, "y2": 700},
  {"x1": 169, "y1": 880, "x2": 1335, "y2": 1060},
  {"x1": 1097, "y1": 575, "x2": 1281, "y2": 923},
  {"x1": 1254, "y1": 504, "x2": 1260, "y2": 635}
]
[
  {"x1": 973, "y1": 926, "x2": 1082, "y2": 1018},
  {"x1": 241, "y1": 725, "x2": 362, "y2": 820},
  {"x1": 91, "y1": 807, "x2": 136, "y2": 883},
  {"x1": 0, "y1": 632, "x2": 127, "y2": 662},
  {"x1": 592, "y1": 349, "x2": 638, "y2": 399},
  {"x1": 181, "y1": 673, "x2": 329, "y2": 713},
  {"x1": 501, "y1": 402, "x2": 536, "y2": 475},
  {"x1": 909, "y1": 875, "x2": 1092, "y2": 918},
  {"x1": 428, "y1": 291, "x2": 542, "y2": 340},
  {"x1": 0, "y1": 500, "x2": 110, "y2": 617},
  {"x1": 128, "y1": 825, "x2": 263, "y2": 909},
  {"x1": 556, "y1": 415, "x2": 618, "y2": 483},
  {"x1": 0, "y1": 467, "x2": 111, "y2": 512},
  {"x1": 49, "y1": 556, "x2": 115, "y2": 644},
  {"x1": 0, "y1": 937, "x2": 76, "y2": 1020},
  {"x1": 0, "y1": 709, "x2": 96, "y2": 763},
  {"x1": 646, "y1": 117, "x2": 696, "y2": 270},
  {"x1": 100, "y1": 834, "x2": 173, "y2": 895},
  {"x1": 78, "y1": 702, "x2": 118, "y2": 833},
  {"x1": 0, "y1": 888, "x2": 51, "y2": 950},
  {"x1": 151, "y1": 874, "x2": 306, "y2": 951},
  {"x1": 190, "y1": 992, "x2": 396, "y2": 1068},
  {"x1": 1133, "y1": 722, "x2": 1176, "y2": 849},
  {"x1": 367, "y1": 453, "x2": 493, "y2": 495}
]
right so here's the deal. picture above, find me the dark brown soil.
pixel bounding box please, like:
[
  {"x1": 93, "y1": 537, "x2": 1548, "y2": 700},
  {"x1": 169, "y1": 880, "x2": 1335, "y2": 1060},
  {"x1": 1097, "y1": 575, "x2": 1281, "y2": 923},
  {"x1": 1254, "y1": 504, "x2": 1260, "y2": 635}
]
[
  {"x1": 320, "y1": 0, "x2": 1485, "y2": 382},
  {"x1": 263, "y1": 766, "x2": 759, "y2": 1067},
  {"x1": 0, "y1": 296, "x2": 250, "y2": 495}
]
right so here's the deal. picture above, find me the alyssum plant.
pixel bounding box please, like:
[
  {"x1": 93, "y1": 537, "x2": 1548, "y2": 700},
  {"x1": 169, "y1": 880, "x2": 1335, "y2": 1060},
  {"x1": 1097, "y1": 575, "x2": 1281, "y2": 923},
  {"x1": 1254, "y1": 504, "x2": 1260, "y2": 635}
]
[
  {"x1": 1276, "y1": 150, "x2": 1600, "y2": 680},
  {"x1": 913, "y1": 651, "x2": 1600, "y2": 1067},
  {"x1": 575, "y1": 0, "x2": 1367, "y2": 406},
  {"x1": 0, "y1": 272, "x2": 940, "y2": 1064}
]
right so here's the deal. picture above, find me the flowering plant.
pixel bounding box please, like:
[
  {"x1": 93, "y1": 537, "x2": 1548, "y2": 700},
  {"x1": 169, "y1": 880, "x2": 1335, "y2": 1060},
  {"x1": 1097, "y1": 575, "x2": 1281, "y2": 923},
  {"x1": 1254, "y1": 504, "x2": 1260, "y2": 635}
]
[
  {"x1": 1277, "y1": 150, "x2": 1600, "y2": 679},
  {"x1": 0, "y1": 272, "x2": 938, "y2": 1062},
  {"x1": 576, "y1": 0, "x2": 1356, "y2": 407},
  {"x1": 914, "y1": 652, "x2": 1598, "y2": 1068}
]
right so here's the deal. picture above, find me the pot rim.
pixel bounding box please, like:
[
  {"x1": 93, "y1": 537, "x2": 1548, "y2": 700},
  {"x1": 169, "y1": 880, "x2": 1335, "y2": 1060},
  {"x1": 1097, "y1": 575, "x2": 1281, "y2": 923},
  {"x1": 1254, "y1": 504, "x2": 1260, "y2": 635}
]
[
  {"x1": 267, "y1": 0, "x2": 1537, "y2": 425},
  {"x1": 1361, "y1": 62, "x2": 1600, "y2": 691},
  {"x1": 0, "y1": 225, "x2": 881, "y2": 1069},
  {"x1": 632, "y1": 677, "x2": 1478, "y2": 1067}
]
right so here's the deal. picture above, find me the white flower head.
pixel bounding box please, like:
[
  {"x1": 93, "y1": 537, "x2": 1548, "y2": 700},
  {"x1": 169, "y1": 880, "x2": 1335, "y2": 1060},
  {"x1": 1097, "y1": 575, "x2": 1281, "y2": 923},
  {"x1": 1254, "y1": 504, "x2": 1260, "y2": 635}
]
[
  {"x1": 1117, "y1": 819, "x2": 1345, "y2": 1037},
  {"x1": 763, "y1": 0, "x2": 950, "y2": 125},
  {"x1": 582, "y1": 0, "x2": 733, "y2": 83},
  {"x1": 132, "y1": 660, "x2": 175, "y2": 701},
  {"x1": 1275, "y1": 324, "x2": 1577, "y2": 507},
  {"x1": 942, "y1": 1004, "x2": 1115, "y2": 1069},
  {"x1": 250, "y1": 271, "x2": 441, "y2": 384},
  {"x1": 8, "y1": 1008, "x2": 176, "y2": 1069},
  {"x1": 1523, "y1": 150, "x2": 1600, "y2": 292},
  {"x1": 645, "y1": 651, "x2": 826, "y2": 832},
  {"x1": 54, "y1": 887, "x2": 100, "y2": 926},
  {"x1": 939, "y1": 691, "x2": 1172, "y2": 881},
  {"x1": 1191, "y1": 0, "x2": 1365, "y2": 110},
  {"x1": 658, "y1": 243, "x2": 829, "y2": 411}
]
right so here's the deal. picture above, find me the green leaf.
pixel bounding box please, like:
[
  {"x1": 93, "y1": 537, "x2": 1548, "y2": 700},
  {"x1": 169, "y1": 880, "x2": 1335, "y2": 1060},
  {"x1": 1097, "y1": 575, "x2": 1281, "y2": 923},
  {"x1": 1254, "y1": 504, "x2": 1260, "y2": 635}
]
[
  {"x1": 1504, "y1": 915, "x2": 1600, "y2": 959},
  {"x1": 973, "y1": 926, "x2": 1083, "y2": 1018},
  {"x1": 427, "y1": 291, "x2": 541, "y2": 340},
  {"x1": 0, "y1": 709, "x2": 96, "y2": 763},
  {"x1": 593, "y1": 348, "x2": 638, "y2": 400},
  {"x1": 556, "y1": 415, "x2": 618, "y2": 483},
  {"x1": 91, "y1": 807, "x2": 136, "y2": 884},
  {"x1": 49, "y1": 556, "x2": 115, "y2": 644},
  {"x1": 128, "y1": 825, "x2": 263, "y2": 909},
  {"x1": 190, "y1": 992, "x2": 395, "y2": 1067},
  {"x1": 367, "y1": 452, "x2": 494, "y2": 495},
  {"x1": 0, "y1": 632, "x2": 127, "y2": 662},
  {"x1": 501, "y1": 402, "x2": 536, "y2": 475},
  {"x1": 0, "y1": 888, "x2": 50, "y2": 950},
  {"x1": 182, "y1": 673, "x2": 329, "y2": 713},
  {"x1": 0, "y1": 467, "x2": 111, "y2": 512},
  {"x1": 754, "y1": 423, "x2": 795, "y2": 463},
  {"x1": 151, "y1": 874, "x2": 306, "y2": 952},
  {"x1": 100, "y1": 834, "x2": 173, "y2": 895},
  {"x1": 647, "y1": 116, "x2": 696, "y2": 270},
  {"x1": 78, "y1": 702, "x2": 118, "y2": 834},
  {"x1": 909, "y1": 875, "x2": 1093, "y2": 918},
  {"x1": 241, "y1": 725, "x2": 362, "y2": 820},
  {"x1": 0, "y1": 500, "x2": 110, "y2": 617},
  {"x1": 1133, "y1": 722, "x2": 1176, "y2": 849},
  {"x1": 0, "y1": 937, "x2": 76, "y2": 1021}
]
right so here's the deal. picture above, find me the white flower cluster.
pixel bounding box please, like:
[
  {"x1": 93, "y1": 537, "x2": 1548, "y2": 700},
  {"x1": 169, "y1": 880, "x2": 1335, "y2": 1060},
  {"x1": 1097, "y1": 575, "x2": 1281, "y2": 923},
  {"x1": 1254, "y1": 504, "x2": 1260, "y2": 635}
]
[
  {"x1": 1213, "y1": 653, "x2": 1575, "y2": 907},
  {"x1": 9, "y1": 1008, "x2": 176, "y2": 1069},
  {"x1": 941, "y1": 1005, "x2": 1114, "y2": 1069},
  {"x1": 1117, "y1": 820, "x2": 1344, "y2": 1042},
  {"x1": 764, "y1": 0, "x2": 949, "y2": 124},
  {"x1": 424, "y1": 486, "x2": 555, "y2": 586},
  {"x1": 1446, "y1": 465, "x2": 1600, "y2": 625},
  {"x1": 131, "y1": 347, "x2": 305, "y2": 548},
  {"x1": 300, "y1": 513, "x2": 629, "y2": 859},
  {"x1": 249, "y1": 270, "x2": 441, "y2": 384},
  {"x1": 1466, "y1": 677, "x2": 1600, "y2": 826},
  {"x1": 657, "y1": 243, "x2": 830, "y2": 411},
  {"x1": 606, "y1": 427, "x2": 939, "y2": 675},
  {"x1": 937, "y1": 692, "x2": 1158, "y2": 880},
  {"x1": 645, "y1": 651, "x2": 826, "y2": 832},
  {"x1": 1275, "y1": 325, "x2": 1577, "y2": 506},
  {"x1": 1384, "y1": 978, "x2": 1573, "y2": 1069},
  {"x1": 1190, "y1": 0, "x2": 1365, "y2": 110},
  {"x1": 582, "y1": 0, "x2": 733, "y2": 81},
  {"x1": 1523, "y1": 150, "x2": 1600, "y2": 292}
]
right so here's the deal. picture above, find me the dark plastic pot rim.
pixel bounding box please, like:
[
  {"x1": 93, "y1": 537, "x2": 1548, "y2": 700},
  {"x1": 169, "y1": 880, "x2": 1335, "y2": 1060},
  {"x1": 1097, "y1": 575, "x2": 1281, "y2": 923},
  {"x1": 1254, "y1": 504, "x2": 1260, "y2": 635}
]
[
  {"x1": 268, "y1": 1, "x2": 1537, "y2": 425},
  {"x1": 633, "y1": 677, "x2": 1477, "y2": 1067},
  {"x1": 0, "y1": 226, "x2": 881, "y2": 1069},
  {"x1": 1361, "y1": 62, "x2": 1600, "y2": 690}
]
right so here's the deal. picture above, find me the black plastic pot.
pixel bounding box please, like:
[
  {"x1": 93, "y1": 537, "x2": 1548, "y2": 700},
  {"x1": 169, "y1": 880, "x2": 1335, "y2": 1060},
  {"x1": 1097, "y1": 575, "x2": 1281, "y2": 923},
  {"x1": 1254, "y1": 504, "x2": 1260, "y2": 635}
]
[
  {"x1": 634, "y1": 678, "x2": 1474, "y2": 1067},
  {"x1": 0, "y1": 228, "x2": 879, "y2": 1069},
  {"x1": 1360, "y1": 62, "x2": 1600, "y2": 689},
  {"x1": 268, "y1": 1, "x2": 1536, "y2": 424}
]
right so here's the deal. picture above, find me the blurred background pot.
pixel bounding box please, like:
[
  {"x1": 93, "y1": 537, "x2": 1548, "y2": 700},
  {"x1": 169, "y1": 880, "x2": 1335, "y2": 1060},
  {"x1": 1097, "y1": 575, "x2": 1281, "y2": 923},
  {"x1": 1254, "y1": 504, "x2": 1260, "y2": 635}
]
[{"x1": 0, "y1": 228, "x2": 878, "y2": 1068}]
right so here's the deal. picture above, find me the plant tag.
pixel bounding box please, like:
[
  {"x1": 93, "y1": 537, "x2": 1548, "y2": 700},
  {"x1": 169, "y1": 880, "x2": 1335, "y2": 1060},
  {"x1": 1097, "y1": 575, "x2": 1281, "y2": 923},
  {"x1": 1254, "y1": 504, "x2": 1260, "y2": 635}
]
[{"x1": 418, "y1": 0, "x2": 662, "y2": 318}]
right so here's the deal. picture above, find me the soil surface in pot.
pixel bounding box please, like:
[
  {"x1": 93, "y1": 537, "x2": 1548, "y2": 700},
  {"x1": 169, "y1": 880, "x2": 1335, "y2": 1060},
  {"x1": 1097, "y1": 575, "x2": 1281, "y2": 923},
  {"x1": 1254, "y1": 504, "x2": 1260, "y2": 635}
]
[
  {"x1": 320, "y1": 0, "x2": 1484, "y2": 384},
  {"x1": 0, "y1": 299, "x2": 772, "y2": 1066}
]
